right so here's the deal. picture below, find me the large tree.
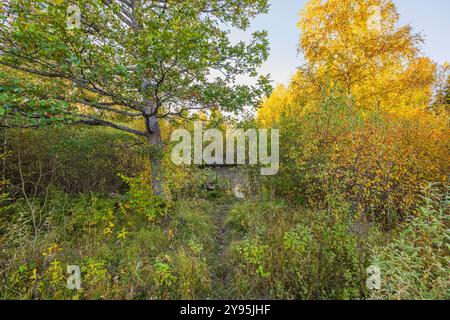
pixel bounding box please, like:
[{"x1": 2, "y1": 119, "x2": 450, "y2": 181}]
[
  {"x1": 298, "y1": 0, "x2": 435, "y2": 111},
  {"x1": 258, "y1": 0, "x2": 438, "y2": 128},
  {"x1": 0, "y1": 0, "x2": 270, "y2": 195}
]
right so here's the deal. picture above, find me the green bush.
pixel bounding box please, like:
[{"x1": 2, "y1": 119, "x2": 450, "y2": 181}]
[
  {"x1": 371, "y1": 185, "x2": 450, "y2": 300},
  {"x1": 119, "y1": 174, "x2": 171, "y2": 222},
  {"x1": 0, "y1": 189, "x2": 218, "y2": 300},
  {"x1": 4, "y1": 127, "x2": 144, "y2": 195},
  {"x1": 227, "y1": 201, "x2": 373, "y2": 299}
]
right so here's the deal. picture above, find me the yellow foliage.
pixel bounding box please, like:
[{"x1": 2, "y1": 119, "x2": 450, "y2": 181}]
[
  {"x1": 117, "y1": 227, "x2": 129, "y2": 241},
  {"x1": 47, "y1": 260, "x2": 65, "y2": 286},
  {"x1": 43, "y1": 243, "x2": 62, "y2": 257},
  {"x1": 295, "y1": 0, "x2": 435, "y2": 111},
  {"x1": 259, "y1": 0, "x2": 437, "y2": 128},
  {"x1": 329, "y1": 111, "x2": 448, "y2": 224},
  {"x1": 270, "y1": 105, "x2": 448, "y2": 227},
  {"x1": 258, "y1": 84, "x2": 290, "y2": 128}
]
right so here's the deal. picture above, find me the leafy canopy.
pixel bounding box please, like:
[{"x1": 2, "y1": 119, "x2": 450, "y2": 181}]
[{"x1": 0, "y1": 0, "x2": 271, "y2": 133}]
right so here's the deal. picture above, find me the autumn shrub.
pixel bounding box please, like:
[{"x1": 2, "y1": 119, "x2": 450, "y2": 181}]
[
  {"x1": 269, "y1": 102, "x2": 448, "y2": 228},
  {"x1": 3, "y1": 121, "x2": 216, "y2": 201},
  {"x1": 0, "y1": 156, "x2": 217, "y2": 299},
  {"x1": 269, "y1": 94, "x2": 356, "y2": 205},
  {"x1": 370, "y1": 184, "x2": 450, "y2": 300},
  {"x1": 329, "y1": 111, "x2": 448, "y2": 227}
]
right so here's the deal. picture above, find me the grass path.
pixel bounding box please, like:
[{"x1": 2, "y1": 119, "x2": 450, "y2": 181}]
[{"x1": 208, "y1": 197, "x2": 237, "y2": 299}]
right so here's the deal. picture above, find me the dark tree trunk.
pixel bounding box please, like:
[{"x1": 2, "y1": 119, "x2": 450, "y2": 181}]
[{"x1": 145, "y1": 112, "x2": 165, "y2": 197}]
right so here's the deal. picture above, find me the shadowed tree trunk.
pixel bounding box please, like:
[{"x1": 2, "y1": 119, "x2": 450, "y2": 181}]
[
  {"x1": 145, "y1": 114, "x2": 164, "y2": 197},
  {"x1": 142, "y1": 90, "x2": 164, "y2": 196}
]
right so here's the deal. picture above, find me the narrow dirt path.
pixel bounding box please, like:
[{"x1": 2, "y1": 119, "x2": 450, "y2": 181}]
[{"x1": 209, "y1": 198, "x2": 236, "y2": 298}]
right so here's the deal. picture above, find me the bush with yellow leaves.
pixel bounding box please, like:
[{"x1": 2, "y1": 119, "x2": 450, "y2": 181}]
[
  {"x1": 267, "y1": 99, "x2": 448, "y2": 229},
  {"x1": 329, "y1": 110, "x2": 448, "y2": 227}
]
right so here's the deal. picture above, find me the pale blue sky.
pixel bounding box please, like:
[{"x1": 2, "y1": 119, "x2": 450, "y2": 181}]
[{"x1": 231, "y1": 0, "x2": 450, "y2": 86}]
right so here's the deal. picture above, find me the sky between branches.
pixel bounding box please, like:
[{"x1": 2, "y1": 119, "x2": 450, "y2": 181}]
[{"x1": 230, "y1": 0, "x2": 450, "y2": 86}]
